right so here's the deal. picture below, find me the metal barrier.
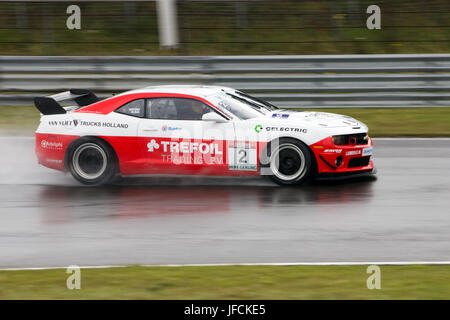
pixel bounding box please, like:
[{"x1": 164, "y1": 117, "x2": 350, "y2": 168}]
[{"x1": 1, "y1": 54, "x2": 449, "y2": 107}]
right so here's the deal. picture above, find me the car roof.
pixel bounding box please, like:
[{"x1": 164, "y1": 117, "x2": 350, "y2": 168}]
[{"x1": 117, "y1": 85, "x2": 235, "y2": 98}]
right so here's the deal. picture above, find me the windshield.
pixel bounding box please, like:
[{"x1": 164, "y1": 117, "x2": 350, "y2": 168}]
[
  {"x1": 211, "y1": 93, "x2": 266, "y2": 120},
  {"x1": 234, "y1": 91, "x2": 278, "y2": 111}
]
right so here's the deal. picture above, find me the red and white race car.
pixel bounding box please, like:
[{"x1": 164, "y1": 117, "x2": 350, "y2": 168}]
[{"x1": 34, "y1": 85, "x2": 374, "y2": 185}]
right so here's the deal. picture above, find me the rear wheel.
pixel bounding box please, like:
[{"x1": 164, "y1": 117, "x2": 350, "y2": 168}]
[
  {"x1": 263, "y1": 138, "x2": 314, "y2": 186},
  {"x1": 67, "y1": 137, "x2": 117, "y2": 185}
]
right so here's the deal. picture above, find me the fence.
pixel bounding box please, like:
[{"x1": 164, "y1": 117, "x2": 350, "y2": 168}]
[{"x1": 0, "y1": 54, "x2": 449, "y2": 108}]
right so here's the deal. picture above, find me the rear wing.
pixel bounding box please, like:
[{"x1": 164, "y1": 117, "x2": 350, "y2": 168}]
[{"x1": 34, "y1": 89, "x2": 100, "y2": 115}]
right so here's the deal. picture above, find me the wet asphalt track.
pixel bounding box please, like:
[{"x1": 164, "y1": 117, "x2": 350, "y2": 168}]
[{"x1": 0, "y1": 136, "x2": 450, "y2": 268}]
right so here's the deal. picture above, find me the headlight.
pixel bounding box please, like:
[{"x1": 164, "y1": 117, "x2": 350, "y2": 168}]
[
  {"x1": 332, "y1": 133, "x2": 369, "y2": 145},
  {"x1": 331, "y1": 135, "x2": 347, "y2": 145}
]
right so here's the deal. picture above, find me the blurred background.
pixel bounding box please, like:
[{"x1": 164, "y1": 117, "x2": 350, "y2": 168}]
[
  {"x1": 0, "y1": 0, "x2": 449, "y2": 111},
  {"x1": 1, "y1": 0, "x2": 449, "y2": 55}
]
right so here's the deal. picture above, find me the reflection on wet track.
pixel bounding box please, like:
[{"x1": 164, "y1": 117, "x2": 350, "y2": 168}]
[
  {"x1": 0, "y1": 136, "x2": 450, "y2": 267},
  {"x1": 37, "y1": 177, "x2": 375, "y2": 223}
]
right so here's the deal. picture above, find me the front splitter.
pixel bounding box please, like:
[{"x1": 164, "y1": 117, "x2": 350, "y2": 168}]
[{"x1": 315, "y1": 167, "x2": 377, "y2": 181}]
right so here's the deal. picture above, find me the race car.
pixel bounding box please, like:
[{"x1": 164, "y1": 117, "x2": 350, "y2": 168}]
[{"x1": 34, "y1": 85, "x2": 374, "y2": 186}]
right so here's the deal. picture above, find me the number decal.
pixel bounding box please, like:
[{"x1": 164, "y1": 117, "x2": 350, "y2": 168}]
[
  {"x1": 228, "y1": 141, "x2": 257, "y2": 171},
  {"x1": 238, "y1": 149, "x2": 248, "y2": 164}
]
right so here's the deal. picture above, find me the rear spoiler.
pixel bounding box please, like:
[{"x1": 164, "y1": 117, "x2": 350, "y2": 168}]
[{"x1": 34, "y1": 89, "x2": 100, "y2": 115}]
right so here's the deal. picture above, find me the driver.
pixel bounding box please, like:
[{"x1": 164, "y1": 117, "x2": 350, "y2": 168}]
[{"x1": 176, "y1": 99, "x2": 206, "y2": 120}]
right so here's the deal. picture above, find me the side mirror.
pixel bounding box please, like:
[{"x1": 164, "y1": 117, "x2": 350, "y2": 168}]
[{"x1": 202, "y1": 112, "x2": 227, "y2": 123}]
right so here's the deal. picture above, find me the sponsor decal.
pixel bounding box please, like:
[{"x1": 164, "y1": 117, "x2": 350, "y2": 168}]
[
  {"x1": 48, "y1": 120, "x2": 76, "y2": 127},
  {"x1": 48, "y1": 120, "x2": 128, "y2": 129},
  {"x1": 45, "y1": 159, "x2": 63, "y2": 164},
  {"x1": 102, "y1": 122, "x2": 128, "y2": 129},
  {"x1": 147, "y1": 139, "x2": 223, "y2": 165},
  {"x1": 162, "y1": 154, "x2": 223, "y2": 165},
  {"x1": 324, "y1": 149, "x2": 342, "y2": 153},
  {"x1": 254, "y1": 124, "x2": 263, "y2": 133},
  {"x1": 271, "y1": 113, "x2": 290, "y2": 119},
  {"x1": 259, "y1": 126, "x2": 307, "y2": 133},
  {"x1": 147, "y1": 139, "x2": 159, "y2": 152},
  {"x1": 162, "y1": 125, "x2": 182, "y2": 132},
  {"x1": 265, "y1": 127, "x2": 307, "y2": 133},
  {"x1": 128, "y1": 108, "x2": 141, "y2": 115},
  {"x1": 148, "y1": 141, "x2": 222, "y2": 155},
  {"x1": 346, "y1": 150, "x2": 362, "y2": 156},
  {"x1": 41, "y1": 140, "x2": 63, "y2": 150},
  {"x1": 362, "y1": 147, "x2": 373, "y2": 156},
  {"x1": 77, "y1": 120, "x2": 101, "y2": 127},
  {"x1": 228, "y1": 141, "x2": 257, "y2": 171}
]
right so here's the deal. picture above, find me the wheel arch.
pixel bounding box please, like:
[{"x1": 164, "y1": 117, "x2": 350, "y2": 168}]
[{"x1": 64, "y1": 135, "x2": 120, "y2": 173}]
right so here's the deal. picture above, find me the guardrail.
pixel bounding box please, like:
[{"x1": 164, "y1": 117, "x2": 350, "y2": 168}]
[{"x1": 1, "y1": 54, "x2": 449, "y2": 108}]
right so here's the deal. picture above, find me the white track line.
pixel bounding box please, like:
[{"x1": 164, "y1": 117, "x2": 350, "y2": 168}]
[
  {"x1": 150, "y1": 261, "x2": 450, "y2": 267},
  {"x1": 2, "y1": 261, "x2": 450, "y2": 271}
]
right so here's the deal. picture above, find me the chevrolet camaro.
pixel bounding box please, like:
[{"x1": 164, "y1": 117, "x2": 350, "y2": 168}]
[{"x1": 34, "y1": 85, "x2": 374, "y2": 185}]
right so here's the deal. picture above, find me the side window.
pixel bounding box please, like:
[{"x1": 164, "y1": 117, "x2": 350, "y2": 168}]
[
  {"x1": 115, "y1": 99, "x2": 145, "y2": 118},
  {"x1": 146, "y1": 98, "x2": 177, "y2": 120},
  {"x1": 147, "y1": 97, "x2": 213, "y2": 121}
]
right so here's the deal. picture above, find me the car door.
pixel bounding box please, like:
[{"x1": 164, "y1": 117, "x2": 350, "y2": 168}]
[{"x1": 138, "y1": 97, "x2": 235, "y2": 175}]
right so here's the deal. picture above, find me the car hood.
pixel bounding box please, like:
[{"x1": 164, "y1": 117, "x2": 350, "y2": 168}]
[{"x1": 266, "y1": 110, "x2": 366, "y2": 129}]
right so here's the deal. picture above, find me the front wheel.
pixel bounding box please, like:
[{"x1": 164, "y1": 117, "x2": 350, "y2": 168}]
[
  {"x1": 67, "y1": 137, "x2": 117, "y2": 185},
  {"x1": 263, "y1": 138, "x2": 314, "y2": 186}
]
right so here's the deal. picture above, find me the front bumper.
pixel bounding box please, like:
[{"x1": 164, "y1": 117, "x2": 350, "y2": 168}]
[
  {"x1": 316, "y1": 167, "x2": 377, "y2": 180},
  {"x1": 311, "y1": 136, "x2": 374, "y2": 174}
]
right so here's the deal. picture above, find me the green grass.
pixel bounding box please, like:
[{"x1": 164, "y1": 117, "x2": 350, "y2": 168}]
[
  {"x1": 1, "y1": 105, "x2": 450, "y2": 137},
  {"x1": 0, "y1": 265, "x2": 449, "y2": 299},
  {"x1": 0, "y1": 106, "x2": 41, "y2": 133}
]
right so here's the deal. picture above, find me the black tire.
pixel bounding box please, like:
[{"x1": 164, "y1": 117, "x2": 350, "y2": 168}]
[
  {"x1": 261, "y1": 138, "x2": 314, "y2": 186},
  {"x1": 66, "y1": 137, "x2": 118, "y2": 186}
]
